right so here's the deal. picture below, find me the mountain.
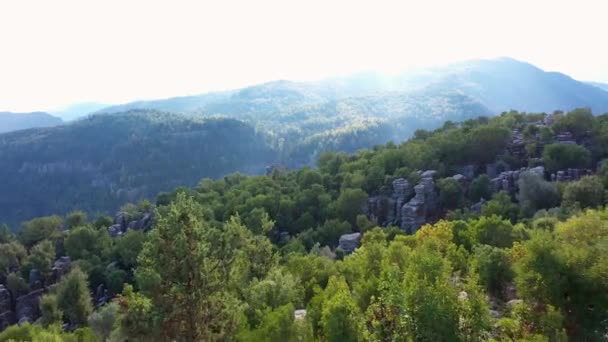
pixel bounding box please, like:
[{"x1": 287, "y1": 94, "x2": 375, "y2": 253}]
[
  {"x1": 0, "y1": 112, "x2": 63, "y2": 133},
  {"x1": 96, "y1": 58, "x2": 608, "y2": 116},
  {"x1": 588, "y1": 81, "x2": 608, "y2": 92},
  {"x1": 0, "y1": 110, "x2": 275, "y2": 227},
  {"x1": 51, "y1": 102, "x2": 110, "y2": 121}
]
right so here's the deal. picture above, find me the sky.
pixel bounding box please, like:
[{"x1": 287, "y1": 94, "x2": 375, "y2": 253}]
[{"x1": 1, "y1": 0, "x2": 607, "y2": 112}]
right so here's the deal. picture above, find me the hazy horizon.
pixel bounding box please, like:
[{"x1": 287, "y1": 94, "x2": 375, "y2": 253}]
[{"x1": 1, "y1": 0, "x2": 608, "y2": 112}]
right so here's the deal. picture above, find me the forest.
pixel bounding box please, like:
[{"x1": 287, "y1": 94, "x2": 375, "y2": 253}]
[{"x1": 1, "y1": 108, "x2": 608, "y2": 341}]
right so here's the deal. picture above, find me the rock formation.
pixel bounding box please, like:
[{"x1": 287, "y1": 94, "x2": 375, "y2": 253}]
[
  {"x1": 400, "y1": 171, "x2": 439, "y2": 234},
  {"x1": 338, "y1": 232, "x2": 361, "y2": 254},
  {"x1": 0, "y1": 285, "x2": 14, "y2": 331}
]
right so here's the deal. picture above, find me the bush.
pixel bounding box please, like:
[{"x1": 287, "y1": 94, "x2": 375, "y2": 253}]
[
  {"x1": 542, "y1": 143, "x2": 591, "y2": 173},
  {"x1": 562, "y1": 176, "x2": 604, "y2": 209}
]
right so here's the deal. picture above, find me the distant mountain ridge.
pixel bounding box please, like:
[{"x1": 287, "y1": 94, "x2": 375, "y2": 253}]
[
  {"x1": 588, "y1": 81, "x2": 608, "y2": 92},
  {"x1": 96, "y1": 58, "x2": 608, "y2": 116},
  {"x1": 0, "y1": 111, "x2": 63, "y2": 133},
  {"x1": 0, "y1": 110, "x2": 274, "y2": 227}
]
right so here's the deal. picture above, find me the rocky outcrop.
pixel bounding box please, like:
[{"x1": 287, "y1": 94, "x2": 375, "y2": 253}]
[
  {"x1": 491, "y1": 170, "x2": 523, "y2": 194},
  {"x1": 365, "y1": 178, "x2": 413, "y2": 227},
  {"x1": 108, "y1": 210, "x2": 154, "y2": 238},
  {"x1": 15, "y1": 289, "x2": 44, "y2": 325},
  {"x1": 0, "y1": 285, "x2": 15, "y2": 331},
  {"x1": 50, "y1": 256, "x2": 71, "y2": 284},
  {"x1": 508, "y1": 129, "x2": 526, "y2": 158},
  {"x1": 28, "y1": 269, "x2": 43, "y2": 290},
  {"x1": 551, "y1": 168, "x2": 592, "y2": 182},
  {"x1": 556, "y1": 131, "x2": 575, "y2": 144},
  {"x1": 338, "y1": 233, "x2": 361, "y2": 254},
  {"x1": 400, "y1": 171, "x2": 439, "y2": 234},
  {"x1": 458, "y1": 165, "x2": 476, "y2": 180},
  {"x1": 470, "y1": 198, "x2": 487, "y2": 214}
]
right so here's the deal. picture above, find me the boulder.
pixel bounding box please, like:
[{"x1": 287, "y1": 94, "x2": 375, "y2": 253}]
[
  {"x1": 108, "y1": 224, "x2": 123, "y2": 238},
  {"x1": 0, "y1": 285, "x2": 15, "y2": 331},
  {"x1": 15, "y1": 289, "x2": 44, "y2": 324},
  {"x1": 50, "y1": 256, "x2": 71, "y2": 284},
  {"x1": 420, "y1": 170, "x2": 437, "y2": 179},
  {"x1": 338, "y1": 233, "x2": 361, "y2": 255},
  {"x1": 529, "y1": 166, "x2": 545, "y2": 177},
  {"x1": 294, "y1": 309, "x2": 307, "y2": 320}
]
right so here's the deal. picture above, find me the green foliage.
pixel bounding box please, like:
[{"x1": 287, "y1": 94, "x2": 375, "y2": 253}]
[
  {"x1": 518, "y1": 171, "x2": 560, "y2": 217},
  {"x1": 0, "y1": 241, "x2": 26, "y2": 279},
  {"x1": 469, "y1": 174, "x2": 492, "y2": 202},
  {"x1": 19, "y1": 215, "x2": 63, "y2": 248},
  {"x1": 88, "y1": 302, "x2": 120, "y2": 341},
  {"x1": 438, "y1": 177, "x2": 465, "y2": 209},
  {"x1": 65, "y1": 211, "x2": 88, "y2": 229},
  {"x1": 65, "y1": 225, "x2": 111, "y2": 261},
  {"x1": 321, "y1": 276, "x2": 366, "y2": 342},
  {"x1": 24, "y1": 239, "x2": 56, "y2": 279},
  {"x1": 335, "y1": 188, "x2": 368, "y2": 225},
  {"x1": 6, "y1": 272, "x2": 29, "y2": 297},
  {"x1": 56, "y1": 266, "x2": 94, "y2": 325},
  {"x1": 0, "y1": 224, "x2": 13, "y2": 244},
  {"x1": 113, "y1": 229, "x2": 146, "y2": 270},
  {"x1": 40, "y1": 294, "x2": 63, "y2": 327},
  {"x1": 542, "y1": 143, "x2": 591, "y2": 173},
  {"x1": 136, "y1": 193, "x2": 250, "y2": 341},
  {"x1": 482, "y1": 191, "x2": 519, "y2": 222},
  {"x1": 118, "y1": 284, "x2": 158, "y2": 341},
  {"x1": 471, "y1": 245, "x2": 513, "y2": 296},
  {"x1": 467, "y1": 215, "x2": 518, "y2": 248},
  {"x1": 562, "y1": 175, "x2": 604, "y2": 209}
]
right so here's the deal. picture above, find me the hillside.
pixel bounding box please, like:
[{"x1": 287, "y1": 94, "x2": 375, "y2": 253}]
[
  {"x1": 0, "y1": 112, "x2": 63, "y2": 133},
  {"x1": 97, "y1": 57, "x2": 608, "y2": 116},
  {"x1": 0, "y1": 110, "x2": 275, "y2": 227},
  {"x1": 588, "y1": 81, "x2": 608, "y2": 92},
  {"x1": 2, "y1": 109, "x2": 608, "y2": 340}
]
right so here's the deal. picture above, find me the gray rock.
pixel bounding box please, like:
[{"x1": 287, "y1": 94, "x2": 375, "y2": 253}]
[
  {"x1": 400, "y1": 184, "x2": 427, "y2": 234},
  {"x1": 108, "y1": 224, "x2": 123, "y2": 238},
  {"x1": 114, "y1": 212, "x2": 129, "y2": 231},
  {"x1": 0, "y1": 285, "x2": 15, "y2": 331},
  {"x1": 420, "y1": 170, "x2": 437, "y2": 179},
  {"x1": 366, "y1": 196, "x2": 395, "y2": 226},
  {"x1": 28, "y1": 269, "x2": 43, "y2": 290},
  {"x1": 529, "y1": 166, "x2": 545, "y2": 177},
  {"x1": 15, "y1": 289, "x2": 44, "y2": 324},
  {"x1": 459, "y1": 164, "x2": 476, "y2": 180},
  {"x1": 338, "y1": 233, "x2": 361, "y2": 254},
  {"x1": 294, "y1": 309, "x2": 307, "y2": 320},
  {"x1": 470, "y1": 198, "x2": 486, "y2": 214},
  {"x1": 452, "y1": 174, "x2": 466, "y2": 184},
  {"x1": 50, "y1": 256, "x2": 71, "y2": 284}
]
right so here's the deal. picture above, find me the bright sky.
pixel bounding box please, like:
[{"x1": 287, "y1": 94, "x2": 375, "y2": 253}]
[{"x1": 1, "y1": 0, "x2": 607, "y2": 112}]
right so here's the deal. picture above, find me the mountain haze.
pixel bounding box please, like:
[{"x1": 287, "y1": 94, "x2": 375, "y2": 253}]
[
  {"x1": 0, "y1": 111, "x2": 63, "y2": 133},
  {"x1": 97, "y1": 58, "x2": 608, "y2": 116},
  {"x1": 2, "y1": 57, "x2": 608, "y2": 226}
]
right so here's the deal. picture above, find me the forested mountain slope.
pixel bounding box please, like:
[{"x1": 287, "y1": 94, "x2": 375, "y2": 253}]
[
  {"x1": 0, "y1": 112, "x2": 63, "y2": 133},
  {"x1": 0, "y1": 111, "x2": 274, "y2": 227},
  {"x1": 1, "y1": 109, "x2": 608, "y2": 340}
]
